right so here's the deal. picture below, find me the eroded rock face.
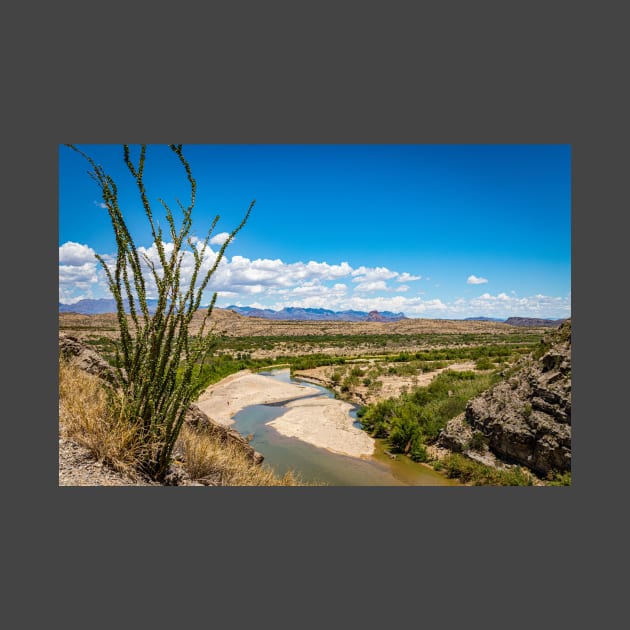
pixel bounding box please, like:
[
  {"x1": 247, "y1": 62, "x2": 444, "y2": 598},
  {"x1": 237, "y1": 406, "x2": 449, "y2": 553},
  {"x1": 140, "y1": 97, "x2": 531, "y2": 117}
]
[
  {"x1": 437, "y1": 413, "x2": 472, "y2": 453},
  {"x1": 439, "y1": 320, "x2": 571, "y2": 476},
  {"x1": 58, "y1": 333, "x2": 121, "y2": 386}
]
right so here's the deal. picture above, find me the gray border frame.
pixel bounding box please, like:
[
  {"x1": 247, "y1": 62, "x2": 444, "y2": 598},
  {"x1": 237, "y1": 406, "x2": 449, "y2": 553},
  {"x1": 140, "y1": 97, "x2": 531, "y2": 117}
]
[{"x1": 6, "y1": 0, "x2": 623, "y2": 625}]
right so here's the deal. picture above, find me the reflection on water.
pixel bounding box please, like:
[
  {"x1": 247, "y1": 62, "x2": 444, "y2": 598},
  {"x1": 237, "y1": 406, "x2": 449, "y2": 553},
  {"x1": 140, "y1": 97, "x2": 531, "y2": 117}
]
[{"x1": 232, "y1": 368, "x2": 458, "y2": 486}]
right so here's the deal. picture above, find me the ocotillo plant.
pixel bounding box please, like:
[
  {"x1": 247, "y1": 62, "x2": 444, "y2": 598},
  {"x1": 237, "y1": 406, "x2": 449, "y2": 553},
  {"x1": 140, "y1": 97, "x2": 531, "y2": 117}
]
[{"x1": 65, "y1": 144, "x2": 254, "y2": 481}]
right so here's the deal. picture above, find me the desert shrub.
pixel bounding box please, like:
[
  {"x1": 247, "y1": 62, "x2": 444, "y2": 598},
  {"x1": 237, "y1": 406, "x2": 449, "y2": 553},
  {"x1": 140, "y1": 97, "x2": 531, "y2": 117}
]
[
  {"x1": 468, "y1": 430, "x2": 488, "y2": 452},
  {"x1": 388, "y1": 411, "x2": 420, "y2": 453},
  {"x1": 409, "y1": 435, "x2": 428, "y2": 462},
  {"x1": 439, "y1": 453, "x2": 533, "y2": 486},
  {"x1": 59, "y1": 359, "x2": 145, "y2": 479},
  {"x1": 65, "y1": 144, "x2": 254, "y2": 481},
  {"x1": 330, "y1": 369, "x2": 343, "y2": 385},
  {"x1": 475, "y1": 357, "x2": 495, "y2": 370},
  {"x1": 175, "y1": 425, "x2": 313, "y2": 486},
  {"x1": 546, "y1": 470, "x2": 571, "y2": 486}
]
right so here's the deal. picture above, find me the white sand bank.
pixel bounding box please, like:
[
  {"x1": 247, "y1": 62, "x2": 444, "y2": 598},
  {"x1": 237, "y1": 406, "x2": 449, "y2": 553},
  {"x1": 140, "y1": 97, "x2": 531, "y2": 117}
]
[
  {"x1": 195, "y1": 370, "x2": 316, "y2": 426},
  {"x1": 268, "y1": 397, "x2": 375, "y2": 457},
  {"x1": 195, "y1": 369, "x2": 375, "y2": 457}
]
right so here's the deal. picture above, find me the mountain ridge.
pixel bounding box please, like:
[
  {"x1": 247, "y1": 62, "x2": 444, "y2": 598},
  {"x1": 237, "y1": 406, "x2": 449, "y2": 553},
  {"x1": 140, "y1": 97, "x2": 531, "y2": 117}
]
[
  {"x1": 59, "y1": 298, "x2": 568, "y2": 325},
  {"x1": 225, "y1": 305, "x2": 408, "y2": 322}
]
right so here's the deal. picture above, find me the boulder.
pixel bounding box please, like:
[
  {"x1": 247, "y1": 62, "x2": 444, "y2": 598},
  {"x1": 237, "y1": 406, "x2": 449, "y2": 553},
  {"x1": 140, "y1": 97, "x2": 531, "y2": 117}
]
[
  {"x1": 58, "y1": 333, "x2": 121, "y2": 386},
  {"x1": 438, "y1": 413, "x2": 472, "y2": 452}
]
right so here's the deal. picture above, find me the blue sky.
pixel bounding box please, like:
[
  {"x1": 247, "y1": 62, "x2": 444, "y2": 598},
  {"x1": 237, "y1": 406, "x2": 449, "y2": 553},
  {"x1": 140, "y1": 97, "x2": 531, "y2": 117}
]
[{"x1": 59, "y1": 144, "x2": 571, "y2": 319}]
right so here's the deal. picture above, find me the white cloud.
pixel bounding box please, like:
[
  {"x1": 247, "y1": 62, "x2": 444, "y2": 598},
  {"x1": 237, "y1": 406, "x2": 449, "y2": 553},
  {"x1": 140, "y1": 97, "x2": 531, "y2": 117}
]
[
  {"x1": 58, "y1": 242, "x2": 105, "y2": 303},
  {"x1": 59, "y1": 242, "x2": 97, "y2": 265},
  {"x1": 351, "y1": 266, "x2": 398, "y2": 282},
  {"x1": 58, "y1": 293, "x2": 90, "y2": 304},
  {"x1": 58, "y1": 263, "x2": 99, "y2": 285},
  {"x1": 354, "y1": 280, "x2": 388, "y2": 293},
  {"x1": 209, "y1": 232, "x2": 230, "y2": 246},
  {"x1": 58, "y1": 240, "x2": 569, "y2": 319},
  {"x1": 456, "y1": 292, "x2": 571, "y2": 318},
  {"x1": 397, "y1": 272, "x2": 421, "y2": 282},
  {"x1": 467, "y1": 275, "x2": 488, "y2": 285}
]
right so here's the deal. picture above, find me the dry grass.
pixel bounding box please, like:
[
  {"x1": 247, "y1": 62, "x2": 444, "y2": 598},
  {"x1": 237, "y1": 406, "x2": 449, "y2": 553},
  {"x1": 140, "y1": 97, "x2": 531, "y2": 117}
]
[
  {"x1": 59, "y1": 360, "x2": 147, "y2": 481},
  {"x1": 175, "y1": 424, "x2": 317, "y2": 486},
  {"x1": 59, "y1": 358, "x2": 315, "y2": 486}
]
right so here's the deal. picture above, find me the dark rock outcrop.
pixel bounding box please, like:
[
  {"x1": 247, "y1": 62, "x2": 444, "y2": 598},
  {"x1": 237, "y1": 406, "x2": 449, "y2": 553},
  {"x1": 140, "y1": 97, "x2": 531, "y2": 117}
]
[
  {"x1": 58, "y1": 333, "x2": 121, "y2": 386},
  {"x1": 438, "y1": 320, "x2": 571, "y2": 476},
  {"x1": 437, "y1": 413, "x2": 472, "y2": 453}
]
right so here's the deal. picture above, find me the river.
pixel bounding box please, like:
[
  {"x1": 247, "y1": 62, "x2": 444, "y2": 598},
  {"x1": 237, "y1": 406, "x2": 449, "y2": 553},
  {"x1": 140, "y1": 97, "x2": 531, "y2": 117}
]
[{"x1": 231, "y1": 368, "x2": 459, "y2": 486}]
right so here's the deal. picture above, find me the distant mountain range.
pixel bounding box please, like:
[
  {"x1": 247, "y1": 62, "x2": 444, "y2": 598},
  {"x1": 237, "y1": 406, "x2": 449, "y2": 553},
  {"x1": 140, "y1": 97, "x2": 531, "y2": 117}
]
[
  {"x1": 503, "y1": 317, "x2": 568, "y2": 328},
  {"x1": 466, "y1": 316, "x2": 567, "y2": 327},
  {"x1": 59, "y1": 299, "x2": 568, "y2": 327},
  {"x1": 59, "y1": 298, "x2": 161, "y2": 315},
  {"x1": 464, "y1": 316, "x2": 506, "y2": 322},
  {"x1": 225, "y1": 306, "x2": 408, "y2": 322}
]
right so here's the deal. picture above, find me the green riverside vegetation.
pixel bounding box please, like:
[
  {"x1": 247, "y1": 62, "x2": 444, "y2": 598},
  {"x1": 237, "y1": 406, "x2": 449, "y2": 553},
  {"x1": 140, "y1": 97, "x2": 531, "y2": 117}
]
[
  {"x1": 433, "y1": 453, "x2": 534, "y2": 486},
  {"x1": 358, "y1": 370, "x2": 500, "y2": 463}
]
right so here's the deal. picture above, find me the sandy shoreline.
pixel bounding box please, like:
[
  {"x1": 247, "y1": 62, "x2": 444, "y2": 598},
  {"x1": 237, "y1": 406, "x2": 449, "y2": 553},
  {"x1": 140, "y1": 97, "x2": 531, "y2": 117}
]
[
  {"x1": 195, "y1": 370, "x2": 316, "y2": 425},
  {"x1": 268, "y1": 396, "x2": 374, "y2": 457},
  {"x1": 195, "y1": 369, "x2": 375, "y2": 458}
]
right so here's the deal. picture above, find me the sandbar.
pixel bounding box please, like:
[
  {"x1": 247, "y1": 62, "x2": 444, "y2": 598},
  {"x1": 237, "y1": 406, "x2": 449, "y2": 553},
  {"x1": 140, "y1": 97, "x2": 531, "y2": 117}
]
[
  {"x1": 267, "y1": 397, "x2": 375, "y2": 457},
  {"x1": 195, "y1": 370, "x2": 316, "y2": 426},
  {"x1": 195, "y1": 369, "x2": 375, "y2": 458}
]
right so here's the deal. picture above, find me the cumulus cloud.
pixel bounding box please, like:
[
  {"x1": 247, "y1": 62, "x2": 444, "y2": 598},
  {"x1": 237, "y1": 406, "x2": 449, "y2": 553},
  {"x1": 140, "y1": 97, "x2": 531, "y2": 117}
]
[
  {"x1": 58, "y1": 240, "x2": 569, "y2": 319},
  {"x1": 59, "y1": 242, "x2": 98, "y2": 265},
  {"x1": 456, "y1": 292, "x2": 571, "y2": 318},
  {"x1": 351, "y1": 266, "x2": 398, "y2": 282},
  {"x1": 467, "y1": 275, "x2": 488, "y2": 285},
  {"x1": 209, "y1": 232, "x2": 230, "y2": 246},
  {"x1": 58, "y1": 262, "x2": 99, "y2": 284},
  {"x1": 354, "y1": 280, "x2": 388, "y2": 293},
  {"x1": 397, "y1": 272, "x2": 421, "y2": 282}
]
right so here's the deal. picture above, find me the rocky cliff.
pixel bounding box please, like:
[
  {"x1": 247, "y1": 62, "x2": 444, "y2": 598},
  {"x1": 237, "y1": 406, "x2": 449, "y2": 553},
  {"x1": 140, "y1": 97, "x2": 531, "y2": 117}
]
[{"x1": 438, "y1": 320, "x2": 571, "y2": 476}]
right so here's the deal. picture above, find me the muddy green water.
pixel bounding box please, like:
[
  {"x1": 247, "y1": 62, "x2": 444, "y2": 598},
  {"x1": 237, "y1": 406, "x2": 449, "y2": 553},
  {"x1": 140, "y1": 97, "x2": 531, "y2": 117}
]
[{"x1": 231, "y1": 368, "x2": 459, "y2": 486}]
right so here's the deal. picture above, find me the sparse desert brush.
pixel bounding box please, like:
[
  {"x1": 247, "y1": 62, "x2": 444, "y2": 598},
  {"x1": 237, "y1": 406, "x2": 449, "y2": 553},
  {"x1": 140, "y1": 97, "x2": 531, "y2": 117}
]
[
  {"x1": 59, "y1": 360, "x2": 145, "y2": 480},
  {"x1": 59, "y1": 359, "x2": 312, "y2": 486},
  {"x1": 176, "y1": 424, "x2": 313, "y2": 486},
  {"x1": 65, "y1": 144, "x2": 254, "y2": 481}
]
